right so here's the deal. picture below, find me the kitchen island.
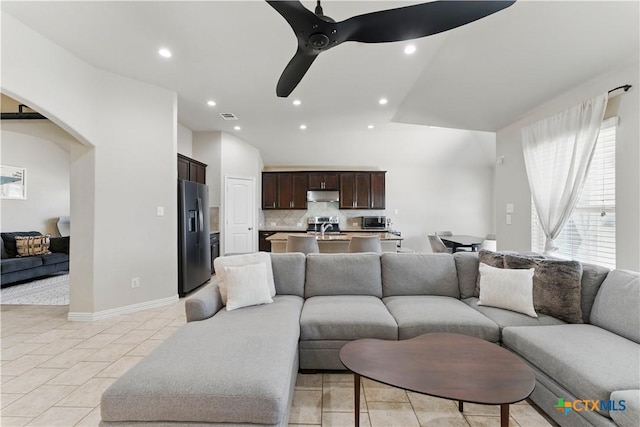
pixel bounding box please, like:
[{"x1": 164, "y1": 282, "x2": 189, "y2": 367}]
[{"x1": 266, "y1": 232, "x2": 403, "y2": 253}]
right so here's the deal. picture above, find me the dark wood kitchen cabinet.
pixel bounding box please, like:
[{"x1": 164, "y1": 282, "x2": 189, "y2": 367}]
[
  {"x1": 308, "y1": 172, "x2": 339, "y2": 190},
  {"x1": 262, "y1": 173, "x2": 278, "y2": 209},
  {"x1": 339, "y1": 172, "x2": 371, "y2": 209},
  {"x1": 370, "y1": 172, "x2": 386, "y2": 209},
  {"x1": 262, "y1": 172, "x2": 308, "y2": 210},
  {"x1": 178, "y1": 154, "x2": 207, "y2": 184}
]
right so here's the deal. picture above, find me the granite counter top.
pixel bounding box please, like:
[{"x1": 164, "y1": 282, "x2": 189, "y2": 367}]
[{"x1": 266, "y1": 232, "x2": 402, "y2": 242}]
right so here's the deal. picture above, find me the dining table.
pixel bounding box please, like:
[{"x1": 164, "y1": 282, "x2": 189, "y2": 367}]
[{"x1": 440, "y1": 235, "x2": 484, "y2": 252}]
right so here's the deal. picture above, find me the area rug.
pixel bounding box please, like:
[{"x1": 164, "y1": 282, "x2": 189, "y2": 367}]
[{"x1": 1, "y1": 274, "x2": 69, "y2": 305}]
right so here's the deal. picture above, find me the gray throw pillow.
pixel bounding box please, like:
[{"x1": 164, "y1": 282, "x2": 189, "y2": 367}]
[
  {"x1": 504, "y1": 254, "x2": 583, "y2": 324},
  {"x1": 474, "y1": 250, "x2": 506, "y2": 297}
]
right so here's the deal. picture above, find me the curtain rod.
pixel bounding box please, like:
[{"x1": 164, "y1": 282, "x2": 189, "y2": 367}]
[{"x1": 608, "y1": 84, "x2": 632, "y2": 94}]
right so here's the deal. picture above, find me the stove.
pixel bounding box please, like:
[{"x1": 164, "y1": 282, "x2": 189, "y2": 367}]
[{"x1": 307, "y1": 216, "x2": 340, "y2": 233}]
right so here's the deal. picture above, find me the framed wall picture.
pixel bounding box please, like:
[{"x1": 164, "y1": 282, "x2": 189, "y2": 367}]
[{"x1": 1, "y1": 165, "x2": 27, "y2": 199}]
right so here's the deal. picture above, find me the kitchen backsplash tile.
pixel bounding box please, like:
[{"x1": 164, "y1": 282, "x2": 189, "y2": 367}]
[
  {"x1": 261, "y1": 202, "x2": 384, "y2": 229},
  {"x1": 209, "y1": 207, "x2": 220, "y2": 232}
]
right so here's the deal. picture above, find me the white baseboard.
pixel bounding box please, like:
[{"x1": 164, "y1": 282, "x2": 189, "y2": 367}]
[{"x1": 67, "y1": 294, "x2": 179, "y2": 321}]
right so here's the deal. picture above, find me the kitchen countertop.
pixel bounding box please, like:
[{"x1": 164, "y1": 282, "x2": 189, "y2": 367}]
[{"x1": 266, "y1": 232, "x2": 403, "y2": 242}]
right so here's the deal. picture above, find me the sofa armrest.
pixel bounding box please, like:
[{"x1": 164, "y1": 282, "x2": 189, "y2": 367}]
[{"x1": 185, "y1": 282, "x2": 223, "y2": 322}]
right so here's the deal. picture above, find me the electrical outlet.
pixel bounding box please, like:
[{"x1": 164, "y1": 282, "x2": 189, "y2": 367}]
[
  {"x1": 131, "y1": 277, "x2": 140, "y2": 288},
  {"x1": 296, "y1": 222, "x2": 302, "y2": 227},
  {"x1": 352, "y1": 222, "x2": 358, "y2": 226},
  {"x1": 156, "y1": 206, "x2": 165, "y2": 216},
  {"x1": 506, "y1": 214, "x2": 512, "y2": 225},
  {"x1": 270, "y1": 222, "x2": 277, "y2": 226}
]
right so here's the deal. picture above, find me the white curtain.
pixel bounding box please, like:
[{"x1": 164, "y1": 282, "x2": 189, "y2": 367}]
[{"x1": 522, "y1": 94, "x2": 608, "y2": 253}]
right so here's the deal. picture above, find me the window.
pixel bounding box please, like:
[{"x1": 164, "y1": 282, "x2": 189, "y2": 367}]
[{"x1": 532, "y1": 117, "x2": 616, "y2": 269}]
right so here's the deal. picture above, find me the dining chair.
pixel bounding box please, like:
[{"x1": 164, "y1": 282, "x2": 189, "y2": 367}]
[
  {"x1": 285, "y1": 235, "x2": 319, "y2": 254},
  {"x1": 348, "y1": 235, "x2": 382, "y2": 254},
  {"x1": 428, "y1": 234, "x2": 451, "y2": 254},
  {"x1": 479, "y1": 234, "x2": 497, "y2": 251}
]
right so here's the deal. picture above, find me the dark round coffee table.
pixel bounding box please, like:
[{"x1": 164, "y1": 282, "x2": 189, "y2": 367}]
[{"x1": 339, "y1": 332, "x2": 535, "y2": 427}]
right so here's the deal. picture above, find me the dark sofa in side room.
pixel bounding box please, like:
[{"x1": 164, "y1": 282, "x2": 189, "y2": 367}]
[{"x1": 1, "y1": 231, "x2": 69, "y2": 287}]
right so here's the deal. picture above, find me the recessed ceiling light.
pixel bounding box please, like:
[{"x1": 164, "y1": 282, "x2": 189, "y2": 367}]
[
  {"x1": 404, "y1": 45, "x2": 416, "y2": 55},
  {"x1": 367, "y1": 125, "x2": 374, "y2": 129},
  {"x1": 158, "y1": 48, "x2": 172, "y2": 58},
  {"x1": 234, "y1": 126, "x2": 241, "y2": 131},
  {"x1": 379, "y1": 98, "x2": 388, "y2": 105},
  {"x1": 207, "y1": 100, "x2": 216, "y2": 107},
  {"x1": 300, "y1": 124, "x2": 307, "y2": 130},
  {"x1": 293, "y1": 100, "x2": 302, "y2": 106}
]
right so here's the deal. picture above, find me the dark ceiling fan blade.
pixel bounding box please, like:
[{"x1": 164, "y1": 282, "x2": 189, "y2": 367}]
[
  {"x1": 276, "y1": 49, "x2": 319, "y2": 97},
  {"x1": 342, "y1": 1, "x2": 516, "y2": 43},
  {"x1": 265, "y1": 1, "x2": 318, "y2": 32}
]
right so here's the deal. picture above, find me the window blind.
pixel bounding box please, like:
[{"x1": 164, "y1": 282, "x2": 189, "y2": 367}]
[{"x1": 532, "y1": 117, "x2": 617, "y2": 269}]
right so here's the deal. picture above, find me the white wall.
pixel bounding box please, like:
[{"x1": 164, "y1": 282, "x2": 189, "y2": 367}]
[
  {"x1": 495, "y1": 63, "x2": 639, "y2": 271},
  {"x1": 177, "y1": 123, "x2": 193, "y2": 157},
  {"x1": 2, "y1": 13, "x2": 179, "y2": 316},
  {"x1": 245, "y1": 126, "x2": 496, "y2": 253},
  {"x1": 1, "y1": 130, "x2": 70, "y2": 235},
  {"x1": 193, "y1": 131, "x2": 263, "y2": 254}
]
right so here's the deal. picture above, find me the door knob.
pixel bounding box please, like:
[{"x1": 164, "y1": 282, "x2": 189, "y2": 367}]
[{"x1": 248, "y1": 227, "x2": 253, "y2": 231}]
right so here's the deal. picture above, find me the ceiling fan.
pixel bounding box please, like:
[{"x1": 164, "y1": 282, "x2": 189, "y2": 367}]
[{"x1": 266, "y1": 0, "x2": 516, "y2": 97}]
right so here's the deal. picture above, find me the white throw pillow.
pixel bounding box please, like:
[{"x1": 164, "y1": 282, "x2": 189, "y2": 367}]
[
  {"x1": 214, "y1": 252, "x2": 276, "y2": 304},
  {"x1": 224, "y1": 263, "x2": 273, "y2": 311},
  {"x1": 478, "y1": 263, "x2": 538, "y2": 318}
]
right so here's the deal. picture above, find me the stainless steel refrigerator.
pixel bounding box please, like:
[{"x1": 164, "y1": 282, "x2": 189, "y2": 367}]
[{"x1": 178, "y1": 180, "x2": 211, "y2": 296}]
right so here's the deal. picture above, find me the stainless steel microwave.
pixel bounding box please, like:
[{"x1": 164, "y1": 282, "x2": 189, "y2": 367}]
[{"x1": 362, "y1": 216, "x2": 386, "y2": 229}]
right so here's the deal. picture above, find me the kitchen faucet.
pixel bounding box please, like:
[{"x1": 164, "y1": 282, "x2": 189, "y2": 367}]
[{"x1": 321, "y1": 223, "x2": 333, "y2": 237}]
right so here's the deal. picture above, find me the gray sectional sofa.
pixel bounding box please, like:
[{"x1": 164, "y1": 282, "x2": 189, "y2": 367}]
[{"x1": 100, "y1": 252, "x2": 640, "y2": 427}]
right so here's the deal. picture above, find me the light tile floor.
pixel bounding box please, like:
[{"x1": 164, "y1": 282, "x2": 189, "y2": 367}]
[{"x1": 1, "y1": 301, "x2": 557, "y2": 427}]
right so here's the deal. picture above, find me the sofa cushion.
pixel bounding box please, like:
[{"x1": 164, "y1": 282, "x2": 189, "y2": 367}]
[
  {"x1": 477, "y1": 263, "x2": 537, "y2": 318},
  {"x1": 579, "y1": 262, "x2": 609, "y2": 322},
  {"x1": 213, "y1": 252, "x2": 275, "y2": 305},
  {"x1": 300, "y1": 295, "x2": 397, "y2": 341},
  {"x1": 590, "y1": 270, "x2": 640, "y2": 344},
  {"x1": 40, "y1": 253, "x2": 69, "y2": 266},
  {"x1": 381, "y1": 253, "x2": 459, "y2": 298},
  {"x1": 101, "y1": 295, "x2": 303, "y2": 425},
  {"x1": 610, "y1": 390, "x2": 640, "y2": 427},
  {"x1": 49, "y1": 236, "x2": 70, "y2": 254},
  {"x1": 224, "y1": 263, "x2": 273, "y2": 311},
  {"x1": 15, "y1": 235, "x2": 51, "y2": 256},
  {"x1": 463, "y1": 297, "x2": 565, "y2": 332},
  {"x1": 383, "y1": 296, "x2": 499, "y2": 342},
  {"x1": 270, "y1": 252, "x2": 305, "y2": 297},
  {"x1": 1, "y1": 231, "x2": 42, "y2": 258},
  {"x1": 474, "y1": 250, "x2": 507, "y2": 297},
  {"x1": 0, "y1": 256, "x2": 43, "y2": 274},
  {"x1": 504, "y1": 254, "x2": 583, "y2": 324},
  {"x1": 305, "y1": 253, "x2": 382, "y2": 298},
  {"x1": 454, "y1": 251, "x2": 479, "y2": 299},
  {"x1": 502, "y1": 324, "x2": 640, "y2": 417}
]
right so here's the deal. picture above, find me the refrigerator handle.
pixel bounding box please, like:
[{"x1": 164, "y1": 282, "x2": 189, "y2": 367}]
[{"x1": 196, "y1": 197, "x2": 203, "y2": 246}]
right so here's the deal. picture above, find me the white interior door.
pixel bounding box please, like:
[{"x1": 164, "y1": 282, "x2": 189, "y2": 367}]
[{"x1": 224, "y1": 177, "x2": 256, "y2": 254}]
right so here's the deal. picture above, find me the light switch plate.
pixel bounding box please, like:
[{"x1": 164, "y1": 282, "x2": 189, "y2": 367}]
[
  {"x1": 156, "y1": 206, "x2": 165, "y2": 217},
  {"x1": 506, "y1": 214, "x2": 512, "y2": 225},
  {"x1": 506, "y1": 204, "x2": 514, "y2": 213}
]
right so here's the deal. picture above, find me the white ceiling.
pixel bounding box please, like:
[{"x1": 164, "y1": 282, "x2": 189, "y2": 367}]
[{"x1": 2, "y1": 0, "x2": 638, "y2": 142}]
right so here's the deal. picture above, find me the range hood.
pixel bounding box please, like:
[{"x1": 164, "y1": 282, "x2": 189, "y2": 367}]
[{"x1": 307, "y1": 190, "x2": 339, "y2": 203}]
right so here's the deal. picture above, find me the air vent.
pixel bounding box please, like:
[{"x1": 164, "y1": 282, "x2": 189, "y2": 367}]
[{"x1": 219, "y1": 113, "x2": 238, "y2": 121}]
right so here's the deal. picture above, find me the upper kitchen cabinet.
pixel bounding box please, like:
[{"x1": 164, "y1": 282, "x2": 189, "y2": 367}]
[
  {"x1": 262, "y1": 172, "x2": 308, "y2": 210},
  {"x1": 262, "y1": 173, "x2": 278, "y2": 209},
  {"x1": 340, "y1": 172, "x2": 371, "y2": 209},
  {"x1": 178, "y1": 154, "x2": 207, "y2": 184},
  {"x1": 370, "y1": 172, "x2": 386, "y2": 209},
  {"x1": 339, "y1": 171, "x2": 386, "y2": 209},
  {"x1": 308, "y1": 172, "x2": 339, "y2": 190}
]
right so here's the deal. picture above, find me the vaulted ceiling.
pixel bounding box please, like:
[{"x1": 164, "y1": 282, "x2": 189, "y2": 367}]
[{"x1": 2, "y1": 0, "x2": 638, "y2": 142}]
